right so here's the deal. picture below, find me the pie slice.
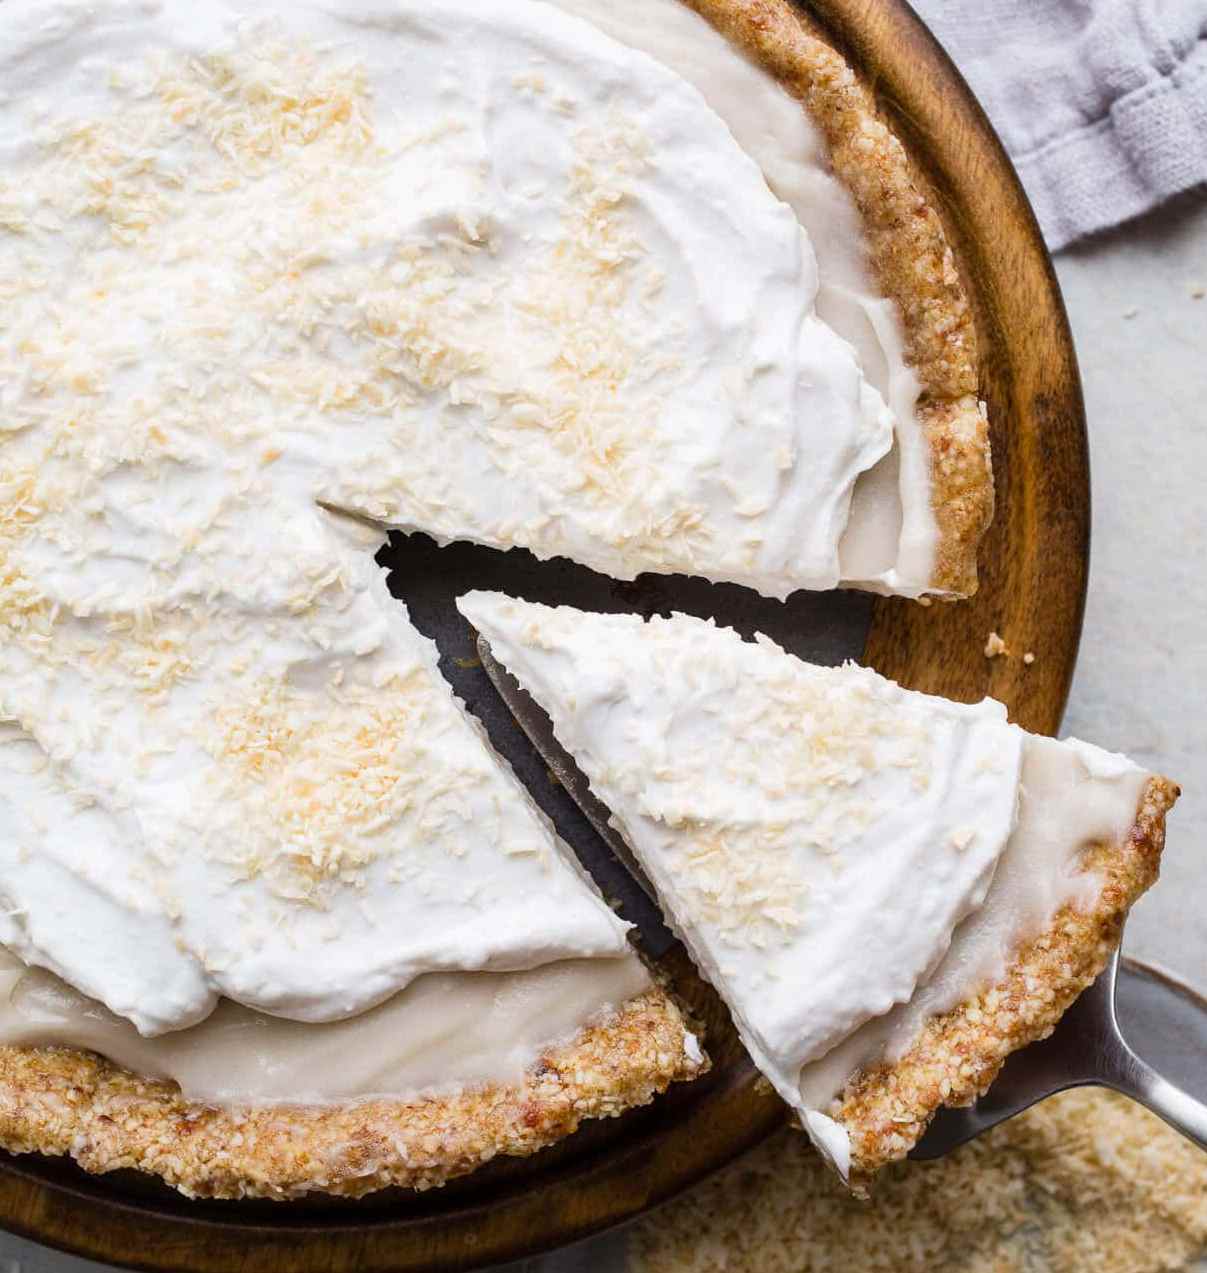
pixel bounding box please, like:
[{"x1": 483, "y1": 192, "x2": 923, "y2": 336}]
[{"x1": 459, "y1": 593, "x2": 1179, "y2": 1189}]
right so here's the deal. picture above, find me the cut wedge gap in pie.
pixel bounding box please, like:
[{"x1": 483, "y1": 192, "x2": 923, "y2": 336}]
[{"x1": 459, "y1": 593, "x2": 1179, "y2": 1192}]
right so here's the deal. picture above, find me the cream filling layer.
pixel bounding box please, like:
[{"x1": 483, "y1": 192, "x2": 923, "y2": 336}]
[
  {"x1": 0, "y1": 947, "x2": 657, "y2": 1104},
  {"x1": 458, "y1": 594, "x2": 1151, "y2": 1176},
  {"x1": 0, "y1": 0, "x2": 903, "y2": 1035}
]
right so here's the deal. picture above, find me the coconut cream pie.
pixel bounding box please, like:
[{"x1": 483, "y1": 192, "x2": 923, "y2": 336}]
[
  {"x1": 0, "y1": 0, "x2": 992, "y2": 1200},
  {"x1": 459, "y1": 594, "x2": 1179, "y2": 1190}
]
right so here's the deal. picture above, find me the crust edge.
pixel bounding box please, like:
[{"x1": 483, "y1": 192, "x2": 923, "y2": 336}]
[
  {"x1": 832, "y1": 775, "x2": 1179, "y2": 1189},
  {"x1": 0, "y1": 986, "x2": 702, "y2": 1201}
]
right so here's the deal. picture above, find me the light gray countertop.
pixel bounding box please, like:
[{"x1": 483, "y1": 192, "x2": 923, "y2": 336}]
[
  {"x1": 2, "y1": 198, "x2": 1204, "y2": 1273},
  {"x1": 1057, "y1": 195, "x2": 1207, "y2": 981}
]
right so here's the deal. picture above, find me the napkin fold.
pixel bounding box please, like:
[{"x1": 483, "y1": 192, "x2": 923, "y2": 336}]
[{"x1": 911, "y1": 0, "x2": 1207, "y2": 249}]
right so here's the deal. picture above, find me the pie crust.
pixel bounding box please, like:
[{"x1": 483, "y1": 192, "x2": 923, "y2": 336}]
[
  {"x1": 831, "y1": 776, "x2": 1179, "y2": 1191},
  {"x1": 685, "y1": 0, "x2": 993, "y2": 598},
  {"x1": 0, "y1": 987, "x2": 699, "y2": 1200}
]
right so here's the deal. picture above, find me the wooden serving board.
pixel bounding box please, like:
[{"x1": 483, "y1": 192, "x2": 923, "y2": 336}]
[{"x1": 0, "y1": 0, "x2": 1089, "y2": 1269}]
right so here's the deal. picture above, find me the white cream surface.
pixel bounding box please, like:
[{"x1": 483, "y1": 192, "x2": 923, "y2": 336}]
[
  {"x1": 544, "y1": 0, "x2": 932, "y2": 592},
  {"x1": 0, "y1": 556, "x2": 635, "y2": 1039},
  {"x1": 303, "y1": 0, "x2": 900, "y2": 595},
  {"x1": 460, "y1": 594, "x2": 1152, "y2": 1176},
  {"x1": 0, "y1": 0, "x2": 910, "y2": 1035},
  {"x1": 0, "y1": 947, "x2": 657, "y2": 1104},
  {"x1": 459, "y1": 594, "x2": 1023, "y2": 1088}
]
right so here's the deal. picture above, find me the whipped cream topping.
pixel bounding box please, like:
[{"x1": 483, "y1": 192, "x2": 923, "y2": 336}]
[
  {"x1": 459, "y1": 594, "x2": 1023, "y2": 1087},
  {"x1": 0, "y1": 531, "x2": 634, "y2": 1036},
  {"x1": 15, "y1": 1, "x2": 894, "y2": 1034},
  {"x1": 0, "y1": 0, "x2": 940, "y2": 1045},
  {"x1": 460, "y1": 593, "x2": 1155, "y2": 1174},
  {"x1": 0, "y1": 0, "x2": 911, "y2": 1033},
  {"x1": 0, "y1": 946, "x2": 659, "y2": 1104},
  {"x1": 543, "y1": 0, "x2": 932, "y2": 593},
  {"x1": 298, "y1": 0, "x2": 898, "y2": 595}
]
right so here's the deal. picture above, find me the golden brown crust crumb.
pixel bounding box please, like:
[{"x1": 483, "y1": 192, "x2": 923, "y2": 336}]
[
  {"x1": 0, "y1": 988, "x2": 701, "y2": 1200},
  {"x1": 832, "y1": 776, "x2": 1179, "y2": 1189},
  {"x1": 682, "y1": 0, "x2": 993, "y2": 597}
]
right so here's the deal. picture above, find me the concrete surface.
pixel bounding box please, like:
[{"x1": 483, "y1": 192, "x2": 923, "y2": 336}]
[{"x1": 1056, "y1": 194, "x2": 1207, "y2": 984}]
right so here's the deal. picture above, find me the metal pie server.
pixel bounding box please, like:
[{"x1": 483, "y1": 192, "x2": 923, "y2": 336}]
[
  {"x1": 478, "y1": 636, "x2": 1207, "y2": 1157},
  {"x1": 912, "y1": 943, "x2": 1207, "y2": 1158}
]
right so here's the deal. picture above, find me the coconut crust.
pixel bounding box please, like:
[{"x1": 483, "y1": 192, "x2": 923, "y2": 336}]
[
  {"x1": 0, "y1": 986, "x2": 701, "y2": 1201},
  {"x1": 684, "y1": 0, "x2": 993, "y2": 598},
  {"x1": 831, "y1": 776, "x2": 1179, "y2": 1191}
]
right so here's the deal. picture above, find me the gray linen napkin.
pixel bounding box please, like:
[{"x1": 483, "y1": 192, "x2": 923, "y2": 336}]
[{"x1": 911, "y1": 0, "x2": 1207, "y2": 248}]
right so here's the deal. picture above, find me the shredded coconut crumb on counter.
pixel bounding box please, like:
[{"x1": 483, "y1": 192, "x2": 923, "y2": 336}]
[{"x1": 631, "y1": 1090, "x2": 1207, "y2": 1273}]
